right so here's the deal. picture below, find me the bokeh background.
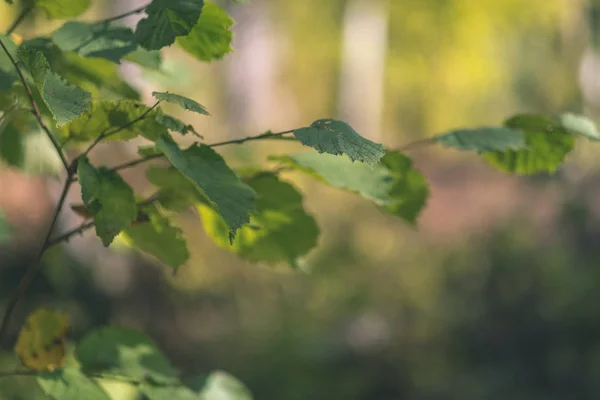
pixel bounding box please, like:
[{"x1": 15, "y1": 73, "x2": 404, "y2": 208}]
[{"x1": 2, "y1": 0, "x2": 600, "y2": 398}]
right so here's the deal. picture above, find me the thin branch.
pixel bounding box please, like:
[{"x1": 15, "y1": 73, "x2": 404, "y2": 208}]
[
  {"x1": 80, "y1": 102, "x2": 160, "y2": 159},
  {"x1": 0, "y1": 38, "x2": 70, "y2": 172},
  {"x1": 96, "y1": 3, "x2": 151, "y2": 25},
  {"x1": 111, "y1": 129, "x2": 297, "y2": 173},
  {"x1": 0, "y1": 177, "x2": 74, "y2": 351},
  {"x1": 6, "y1": 5, "x2": 33, "y2": 35},
  {"x1": 397, "y1": 137, "x2": 436, "y2": 152}
]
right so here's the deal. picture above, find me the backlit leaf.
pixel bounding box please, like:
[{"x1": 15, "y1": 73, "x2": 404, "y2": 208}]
[
  {"x1": 176, "y1": 2, "x2": 233, "y2": 62},
  {"x1": 135, "y1": 0, "x2": 205, "y2": 50},
  {"x1": 78, "y1": 157, "x2": 137, "y2": 246},
  {"x1": 156, "y1": 135, "x2": 256, "y2": 240},
  {"x1": 14, "y1": 308, "x2": 69, "y2": 371},
  {"x1": 38, "y1": 368, "x2": 110, "y2": 400},
  {"x1": 153, "y1": 91, "x2": 209, "y2": 115},
  {"x1": 560, "y1": 113, "x2": 600, "y2": 141},
  {"x1": 51, "y1": 22, "x2": 137, "y2": 63},
  {"x1": 293, "y1": 119, "x2": 385, "y2": 164},
  {"x1": 36, "y1": 0, "x2": 91, "y2": 19},
  {"x1": 139, "y1": 382, "x2": 198, "y2": 400},
  {"x1": 434, "y1": 126, "x2": 526, "y2": 152},
  {"x1": 18, "y1": 47, "x2": 91, "y2": 126},
  {"x1": 76, "y1": 326, "x2": 179, "y2": 383},
  {"x1": 272, "y1": 151, "x2": 429, "y2": 224},
  {"x1": 192, "y1": 371, "x2": 254, "y2": 400},
  {"x1": 123, "y1": 203, "x2": 190, "y2": 270},
  {"x1": 198, "y1": 173, "x2": 319, "y2": 267},
  {"x1": 482, "y1": 114, "x2": 575, "y2": 175}
]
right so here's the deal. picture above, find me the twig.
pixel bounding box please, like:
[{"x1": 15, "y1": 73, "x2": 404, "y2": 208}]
[
  {"x1": 0, "y1": 178, "x2": 74, "y2": 350},
  {"x1": 0, "y1": 38, "x2": 70, "y2": 172},
  {"x1": 6, "y1": 5, "x2": 33, "y2": 35},
  {"x1": 95, "y1": 3, "x2": 151, "y2": 25},
  {"x1": 397, "y1": 137, "x2": 436, "y2": 152},
  {"x1": 111, "y1": 129, "x2": 296, "y2": 172},
  {"x1": 79, "y1": 102, "x2": 160, "y2": 159}
]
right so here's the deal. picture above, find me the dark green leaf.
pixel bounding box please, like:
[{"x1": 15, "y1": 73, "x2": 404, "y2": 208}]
[
  {"x1": 76, "y1": 326, "x2": 179, "y2": 383},
  {"x1": 0, "y1": 209, "x2": 11, "y2": 244},
  {"x1": 37, "y1": 368, "x2": 110, "y2": 400},
  {"x1": 156, "y1": 135, "x2": 256, "y2": 240},
  {"x1": 176, "y1": 2, "x2": 233, "y2": 62},
  {"x1": 51, "y1": 22, "x2": 137, "y2": 63},
  {"x1": 198, "y1": 173, "x2": 319, "y2": 267},
  {"x1": 153, "y1": 91, "x2": 209, "y2": 115},
  {"x1": 434, "y1": 127, "x2": 526, "y2": 152},
  {"x1": 272, "y1": 151, "x2": 429, "y2": 224},
  {"x1": 135, "y1": 0, "x2": 205, "y2": 50},
  {"x1": 482, "y1": 114, "x2": 575, "y2": 175},
  {"x1": 61, "y1": 100, "x2": 166, "y2": 142},
  {"x1": 139, "y1": 382, "x2": 198, "y2": 400},
  {"x1": 0, "y1": 35, "x2": 17, "y2": 91},
  {"x1": 293, "y1": 119, "x2": 385, "y2": 164},
  {"x1": 155, "y1": 111, "x2": 202, "y2": 138},
  {"x1": 36, "y1": 0, "x2": 91, "y2": 19},
  {"x1": 78, "y1": 157, "x2": 137, "y2": 246},
  {"x1": 4, "y1": 0, "x2": 14, "y2": 5},
  {"x1": 18, "y1": 47, "x2": 91, "y2": 126},
  {"x1": 123, "y1": 203, "x2": 190, "y2": 270},
  {"x1": 0, "y1": 124, "x2": 24, "y2": 167},
  {"x1": 560, "y1": 113, "x2": 600, "y2": 141}
]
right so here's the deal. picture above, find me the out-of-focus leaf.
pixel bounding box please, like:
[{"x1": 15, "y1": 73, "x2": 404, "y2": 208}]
[
  {"x1": 176, "y1": 2, "x2": 233, "y2": 61},
  {"x1": 434, "y1": 127, "x2": 526, "y2": 152},
  {"x1": 38, "y1": 368, "x2": 110, "y2": 400},
  {"x1": 0, "y1": 35, "x2": 18, "y2": 91},
  {"x1": 560, "y1": 113, "x2": 600, "y2": 141},
  {"x1": 139, "y1": 383, "x2": 198, "y2": 400},
  {"x1": 36, "y1": 0, "x2": 91, "y2": 19},
  {"x1": 189, "y1": 371, "x2": 254, "y2": 400},
  {"x1": 124, "y1": 47, "x2": 162, "y2": 70},
  {"x1": 293, "y1": 119, "x2": 385, "y2": 164},
  {"x1": 14, "y1": 308, "x2": 69, "y2": 371}
]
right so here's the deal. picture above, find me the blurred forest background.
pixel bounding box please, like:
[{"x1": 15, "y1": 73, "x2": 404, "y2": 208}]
[{"x1": 3, "y1": 0, "x2": 600, "y2": 399}]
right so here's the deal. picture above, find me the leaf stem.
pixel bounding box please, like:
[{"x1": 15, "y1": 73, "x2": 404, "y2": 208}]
[
  {"x1": 79, "y1": 101, "x2": 160, "y2": 159},
  {"x1": 111, "y1": 129, "x2": 297, "y2": 172},
  {"x1": 0, "y1": 37, "x2": 70, "y2": 172},
  {"x1": 6, "y1": 5, "x2": 33, "y2": 35},
  {"x1": 0, "y1": 177, "x2": 74, "y2": 351},
  {"x1": 96, "y1": 3, "x2": 151, "y2": 25},
  {"x1": 397, "y1": 137, "x2": 436, "y2": 152}
]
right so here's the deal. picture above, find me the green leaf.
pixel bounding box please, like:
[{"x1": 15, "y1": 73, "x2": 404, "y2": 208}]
[
  {"x1": 156, "y1": 135, "x2": 256, "y2": 240},
  {"x1": 5, "y1": 0, "x2": 14, "y2": 5},
  {"x1": 62, "y1": 100, "x2": 166, "y2": 142},
  {"x1": 124, "y1": 47, "x2": 162, "y2": 70},
  {"x1": 0, "y1": 124, "x2": 24, "y2": 167},
  {"x1": 76, "y1": 326, "x2": 179, "y2": 383},
  {"x1": 482, "y1": 114, "x2": 575, "y2": 175},
  {"x1": 153, "y1": 91, "x2": 210, "y2": 115},
  {"x1": 140, "y1": 383, "x2": 198, "y2": 400},
  {"x1": 434, "y1": 127, "x2": 526, "y2": 152},
  {"x1": 37, "y1": 368, "x2": 110, "y2": 400},
  {"x1": 0, "y1": 210, "x2": 10, "y2": 244},
  {"x1": 191, "y1": 371, "x2": 254, "y2": 400},
  {"x1": 135, "y1": 0, "x2": 205, "y2": 50},
  {"x1": 78, "y1": 157, "x2": 137, "y2": 246},
  {"x1": 560, "y1": 112, "x2": 600, "y2": 141},
  {"x1": 198, "y1": 173, "x2": 319, "y2": 267},
  {"x1": 155, "y1": 111, "x2": 202, "y2": 137},
  {"x1": 176, "y1": 2, "x2": 234, "y2": 62},
  {"x1": 123, "y1": 203, "x2": 190, "y2": 270},
  {"x1": 36, "y1": 0, "x2": 91, "y2": 19},
  {"x1": 18, "y1": 47, "x2": 91, "y2": 126},
  {"x1": 293, "y1": 119, "x2": 385, "y2": 164},
  {"x1": 51, "y1": 22, "x2": 137, "y2": 63},
  {"x1": 0, "y1": 35, "x2": 18, "y2": 91},
  {"x1": 272, "y1": 151, "x2": 429, "y2": 224},
  {"x1": 147, "y1": 166, "x2": 204, "y2": 212}
]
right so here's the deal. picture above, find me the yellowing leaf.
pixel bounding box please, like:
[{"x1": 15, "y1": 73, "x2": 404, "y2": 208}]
[{"x1": 14, "y1": 308, "x2": 69, "y2": 371}]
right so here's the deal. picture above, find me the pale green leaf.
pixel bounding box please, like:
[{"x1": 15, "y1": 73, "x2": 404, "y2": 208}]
[
  {"x1": 177, "y1": 2, "x2": 233, "y2": 62},
  {"x1": 156, "y1": 135, "x2": 256, "y2": 240},
  {"x1": 123, "y1": 204, "x2": 190, "y2": 270},
  {"x1": 78, "y1": 157, "x2": 137, "y2": 246},
  {"x1": 140, "y1": 383, "x2": 198, "y2": 400},
  {"x1": 135, "y1": 0, "x2": 205, "y2": 50},
  {"x1": 198, "y1": 173, "x2": 319, "y2": 267},
  {"x1": 192, "y1": 371, "x2": 254, "y2": 400},
  {"x1": 153, "y1": 91, "x2": 209, "y2": 115},
  {"x1": 272, "y1": 151, "x2": 429, "y2": 224},
  {"x1": 36, "y1": 0, "x2": 91, "y2": 19},
  {"x1": 293, "y1": 119, "x2": 385, "y2": 164},
  {"x1": 560, "y1": 113, "x2": 600, "y2": 141},
  {"x1": 124, "y1": 47, "x2": 162, "y2": 70},
  {"x1": 482, "y1": 114, "x2": 575, "y2": 175},
  {"x1": 434, "y1": 127, "x2": 526, "y2": 152},
  {"x1": 51, "y1": 22, "x2": 137, "y2": 63},
  {"x1": 37, "y1": 368, "x2": 110, "y2": 400},
  {"x1": 76, "y1": 326, "x2": 179, "y2": 383},
  {"x1": 62, "y1": 100, "x2": 166, "y2": 142},
  {"x1": 18, "y1": 47, "x2": 91, "y2": 126}
]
